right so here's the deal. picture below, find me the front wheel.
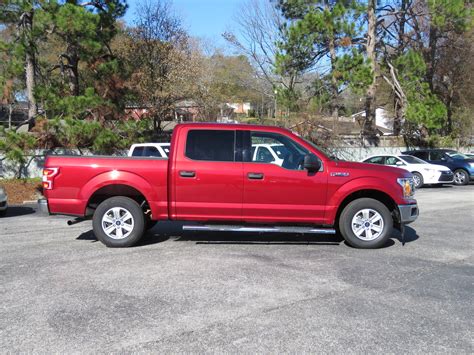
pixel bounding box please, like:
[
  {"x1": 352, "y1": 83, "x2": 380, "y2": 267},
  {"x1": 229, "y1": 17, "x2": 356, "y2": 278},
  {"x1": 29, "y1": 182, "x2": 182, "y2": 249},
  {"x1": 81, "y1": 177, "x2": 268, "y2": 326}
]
[
  {"x1": 339, "y1": 198, "x2": 393, "y2": 249},
  {"x1": 412, "y1": 172, "x2": 424, "y2": 189},
  {"x1": 92, "y1": 196, "x2": 145, "y2": 247},
  {"x1": 453, "y1": 169, "x2": 469, "y2": 186}
]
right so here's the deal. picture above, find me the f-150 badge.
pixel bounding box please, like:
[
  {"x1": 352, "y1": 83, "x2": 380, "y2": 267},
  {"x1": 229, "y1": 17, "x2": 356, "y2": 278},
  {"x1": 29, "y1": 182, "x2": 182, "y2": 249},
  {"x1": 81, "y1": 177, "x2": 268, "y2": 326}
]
[{"x1": 330, "y1": 172, "x2": 350, "y2": 177}]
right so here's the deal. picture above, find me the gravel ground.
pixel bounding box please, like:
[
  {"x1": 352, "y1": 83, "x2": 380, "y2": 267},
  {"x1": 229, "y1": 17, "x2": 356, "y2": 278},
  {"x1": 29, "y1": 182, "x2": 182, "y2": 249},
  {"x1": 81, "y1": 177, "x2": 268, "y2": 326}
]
[{"x1": 0, "y1": 185, "x2": 473, "y2": 353}]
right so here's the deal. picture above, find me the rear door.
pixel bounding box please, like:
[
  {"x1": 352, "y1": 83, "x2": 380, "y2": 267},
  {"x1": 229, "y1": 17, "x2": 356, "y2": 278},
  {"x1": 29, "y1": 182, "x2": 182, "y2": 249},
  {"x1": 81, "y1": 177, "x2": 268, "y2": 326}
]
[
  {"x1": 241, "y1": 130, "x2": 327, "y2": 224},
  {"x1": 172, "y1": 128, "x2": 243, "y2": 221}
]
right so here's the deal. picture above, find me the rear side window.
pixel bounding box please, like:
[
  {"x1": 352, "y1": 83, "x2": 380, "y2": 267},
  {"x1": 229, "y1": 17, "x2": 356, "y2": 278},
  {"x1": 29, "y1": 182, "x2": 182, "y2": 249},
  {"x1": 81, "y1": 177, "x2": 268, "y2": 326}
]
[
  {"x1": 132, "y1": 146, "x2": 145, "y2": 156},
  {"x1": 412, "y1": 151, "x2": 429, "y2": 160},
  {"x1": 185, "y1": 130, "x2": 235, "y2": 162},
  {"x1": 430, "y1": 151, "x2": 447, "y2": 161}
]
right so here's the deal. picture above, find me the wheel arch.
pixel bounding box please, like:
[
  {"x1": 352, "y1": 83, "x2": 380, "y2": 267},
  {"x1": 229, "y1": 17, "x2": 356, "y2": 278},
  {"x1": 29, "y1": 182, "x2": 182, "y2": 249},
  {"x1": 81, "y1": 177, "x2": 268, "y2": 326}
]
[{"x1": 334, "y1": 189, "x2": 398, "y2": 228}]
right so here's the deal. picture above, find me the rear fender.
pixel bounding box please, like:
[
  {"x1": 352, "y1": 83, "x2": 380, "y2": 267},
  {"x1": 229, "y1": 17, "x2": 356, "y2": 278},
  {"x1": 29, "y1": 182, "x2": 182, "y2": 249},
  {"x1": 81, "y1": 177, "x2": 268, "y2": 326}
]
[{"x1": 80, "y1": 171, "x2": 159, "y2": 217}]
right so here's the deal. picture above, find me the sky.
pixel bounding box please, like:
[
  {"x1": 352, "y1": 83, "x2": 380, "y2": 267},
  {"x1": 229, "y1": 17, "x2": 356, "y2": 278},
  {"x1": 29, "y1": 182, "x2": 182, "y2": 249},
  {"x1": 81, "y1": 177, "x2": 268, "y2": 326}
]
[{"x1": 123, "y1": 0, "x2": 244, "y2": 48}]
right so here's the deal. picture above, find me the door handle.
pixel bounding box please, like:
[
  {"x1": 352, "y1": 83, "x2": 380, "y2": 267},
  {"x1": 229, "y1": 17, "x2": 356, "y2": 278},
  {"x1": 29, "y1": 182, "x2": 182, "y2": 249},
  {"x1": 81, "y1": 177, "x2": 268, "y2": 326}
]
[
  {"x1": 248, "y1": 172, "x2": 264, "y2": 180},
  {"x1": 180, "y1": 171, "x2": 196, "y2": 178}
]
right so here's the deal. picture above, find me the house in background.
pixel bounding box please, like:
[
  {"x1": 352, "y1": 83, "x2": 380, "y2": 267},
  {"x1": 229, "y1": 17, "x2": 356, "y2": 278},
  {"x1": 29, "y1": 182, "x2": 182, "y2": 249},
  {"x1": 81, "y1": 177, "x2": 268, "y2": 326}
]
[
  {"x1": 227, "y1": 102, "x2": 252, "y2": 115},
  {"x1": 351, "y1": 107, "x2": 395, "y2": 135}
]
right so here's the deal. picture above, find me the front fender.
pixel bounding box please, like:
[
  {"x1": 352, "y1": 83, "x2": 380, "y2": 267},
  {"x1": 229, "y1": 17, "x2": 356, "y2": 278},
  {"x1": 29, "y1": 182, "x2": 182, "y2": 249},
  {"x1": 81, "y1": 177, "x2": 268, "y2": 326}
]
[{"x1": 325, "y1": 177, "x2": 402, "y2": 224}]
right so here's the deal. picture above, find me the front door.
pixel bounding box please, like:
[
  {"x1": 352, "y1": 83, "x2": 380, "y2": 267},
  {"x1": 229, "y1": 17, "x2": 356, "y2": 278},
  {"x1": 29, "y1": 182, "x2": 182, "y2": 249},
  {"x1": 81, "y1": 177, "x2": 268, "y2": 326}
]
[
  {"x1": 242, "y1": 130, "x2": 327, "y2": 224},
  {"x1": 173, "y1": 128, "x2": 243, "y2": 221}
]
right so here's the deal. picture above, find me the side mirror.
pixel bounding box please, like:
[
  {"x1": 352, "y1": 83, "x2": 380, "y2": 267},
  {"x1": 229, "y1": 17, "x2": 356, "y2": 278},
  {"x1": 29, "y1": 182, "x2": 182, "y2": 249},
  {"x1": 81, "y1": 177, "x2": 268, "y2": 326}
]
[
  {"x1": 396, "y1": 161, "x2": 404, "y2": 166},
  {"x1": 304, "y1": 154, "x2": 321, "y2": 172}
]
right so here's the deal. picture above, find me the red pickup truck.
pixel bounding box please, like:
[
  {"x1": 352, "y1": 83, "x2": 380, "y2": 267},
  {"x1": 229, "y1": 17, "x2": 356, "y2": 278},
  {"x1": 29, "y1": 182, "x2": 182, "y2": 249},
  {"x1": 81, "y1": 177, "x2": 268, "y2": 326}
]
[{"x1": 38, "y1": 123, "x2": 418, "y2": 248}]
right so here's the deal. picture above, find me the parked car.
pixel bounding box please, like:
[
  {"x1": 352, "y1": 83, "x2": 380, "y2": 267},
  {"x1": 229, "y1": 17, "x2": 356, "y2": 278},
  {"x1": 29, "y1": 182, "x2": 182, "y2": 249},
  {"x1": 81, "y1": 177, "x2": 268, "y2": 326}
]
[
  {"x1": 0, "y1": 186, "x2": 8, "y2": 216},
  {"x1": 251, "y1": 144, "x2": 289, "y2": 166},
  {"x1": 403, "y1": 149, "x2": 474, "y2": 185},
  {"x1": 38, "y1": 123, "x2": 418, "y2": 249},
  {"x1": 128, "y1": 143, "x2": 170, "y2": 158},
  {"x1": 362, "y1": 154, "x2": 454, "y2": 188}
]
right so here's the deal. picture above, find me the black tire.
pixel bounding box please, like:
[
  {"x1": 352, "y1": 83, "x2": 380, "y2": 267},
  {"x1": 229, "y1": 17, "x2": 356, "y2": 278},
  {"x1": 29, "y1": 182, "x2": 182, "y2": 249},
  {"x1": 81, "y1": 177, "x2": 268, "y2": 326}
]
[
  {"x1": 0, "y1": 209, "x2": 6, "y2": 217},
  {"x1": 146, "y1": 219, "x2": 158, "y2": 230},
  {"x1": 92, "y1": 196, "x2": 145, "y2": 247},
  {"x1": 338, "y1": 198, "x2": 393, "y2": 249},
  {"x1": 412, "y1": 172, "x2": 424, "y2": 189},
  {"x1": 453, "y1": 169, "x2": 469, "y2": 186}
]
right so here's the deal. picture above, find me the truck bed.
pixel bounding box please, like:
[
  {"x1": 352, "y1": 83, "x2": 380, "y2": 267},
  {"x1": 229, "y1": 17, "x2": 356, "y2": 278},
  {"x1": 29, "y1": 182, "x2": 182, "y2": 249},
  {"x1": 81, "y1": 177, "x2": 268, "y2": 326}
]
[{"x1": 44, "y1": 155, "x2": 169, "y2": 218}]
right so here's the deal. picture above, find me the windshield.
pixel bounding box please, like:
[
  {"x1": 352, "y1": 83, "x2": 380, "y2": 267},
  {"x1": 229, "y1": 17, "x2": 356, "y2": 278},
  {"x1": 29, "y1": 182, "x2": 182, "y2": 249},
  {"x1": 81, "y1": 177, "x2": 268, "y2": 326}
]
[
  {"x1": 445, "y1": 151, "x2": 469, "y2": 160},
  {"x1": 400, "y1": 155, "x2": 427, "y2": 164}
]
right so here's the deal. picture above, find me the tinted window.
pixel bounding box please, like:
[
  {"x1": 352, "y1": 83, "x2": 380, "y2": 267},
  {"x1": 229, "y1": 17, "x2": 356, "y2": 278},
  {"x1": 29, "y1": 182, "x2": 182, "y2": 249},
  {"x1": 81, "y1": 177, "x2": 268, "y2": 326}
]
[
  {"x1": 411, "y1": 151, "x2": 429, "y2": 160},
  {"x1": 366, "y1": 156, "x2": 385, "y2": 164},
  {"x1": 385, "y1": 156, "x2": 402, "y2": 165},
  {"x1": 430, "y1": 151, "x2": 447, "y2": 161},
  {"x1": 144, "y1": 147, "x2": 161, "y2": 157},
  {"x1": 185, "y1": 130, "x2": 235, "y2": 162},
  {"x1": 256, "y1": 147, "x2": 274, "y2": 162},
  {"x1": 249, "y1": 131, "x2": 310, "y2": 170},
  {"x1": 132, "y1": 147, "x2": 145, "y2": 157}
]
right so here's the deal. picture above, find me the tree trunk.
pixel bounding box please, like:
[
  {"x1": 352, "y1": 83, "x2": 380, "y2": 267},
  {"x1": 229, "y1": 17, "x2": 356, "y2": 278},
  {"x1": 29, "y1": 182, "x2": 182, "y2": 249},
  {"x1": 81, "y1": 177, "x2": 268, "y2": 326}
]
[
  {"x1": 329, "y1": 35, "x2": 339, "y2": 135},
  {"x1": 426, "y1": 26, "x2": 438, "y2": 91},
  {"x1": 22, "y1": 10, "x2": 37, "y2": 128},
  {"x1": 392, "y1": 0, "x2": 408, "y2": 136},
  {"x1": 364, "y1": 0, "x2": 377, "y2": 139},
  {"x1": 66, "y1": 51, "x2": 80, "y2": 96}
]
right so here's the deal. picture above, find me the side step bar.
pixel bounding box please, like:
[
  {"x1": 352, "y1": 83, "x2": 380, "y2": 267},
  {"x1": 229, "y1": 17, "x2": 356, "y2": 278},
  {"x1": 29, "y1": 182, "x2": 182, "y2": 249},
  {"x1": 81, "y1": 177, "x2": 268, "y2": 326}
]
[{"x1": 182, "y1": 225, "x2": 336, "y2": 234}]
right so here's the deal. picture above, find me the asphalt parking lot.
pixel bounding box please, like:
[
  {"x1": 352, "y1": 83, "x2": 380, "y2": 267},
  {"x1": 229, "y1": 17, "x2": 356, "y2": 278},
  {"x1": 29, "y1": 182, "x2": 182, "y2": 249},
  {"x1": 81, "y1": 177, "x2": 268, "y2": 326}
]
[{"x1": 1, "y1": 185, "x2": 473, "y2": 353}]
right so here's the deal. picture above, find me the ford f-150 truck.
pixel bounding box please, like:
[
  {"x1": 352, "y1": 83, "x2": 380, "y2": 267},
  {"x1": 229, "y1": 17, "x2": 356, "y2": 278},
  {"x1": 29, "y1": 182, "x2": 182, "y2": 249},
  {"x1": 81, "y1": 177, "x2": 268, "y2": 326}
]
[{"x1": 38, "y1": 123, "x2": 418, "y2": 249}]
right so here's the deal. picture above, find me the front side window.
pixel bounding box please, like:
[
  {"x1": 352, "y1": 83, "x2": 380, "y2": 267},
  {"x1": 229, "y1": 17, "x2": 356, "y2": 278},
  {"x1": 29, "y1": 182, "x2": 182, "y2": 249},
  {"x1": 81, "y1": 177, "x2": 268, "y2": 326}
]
[
  {"x1": 256, "y1": 147, "x2": 274, "y2": 163},
  {"x1": 430, "y1": 151, "x2": 447, "y2": 161},
  {"x1": 366, "y1": 156, "x2": 385, "y2": 165},
  {"x1": 248, "y1": 131, "x2": 310, "y2": 170},
  {"x1": 385, "y1": 156, "x2": 402, "y2": 166},
  {"x1": 185, "y1": 130, "x2": 235, "y2": 162}
]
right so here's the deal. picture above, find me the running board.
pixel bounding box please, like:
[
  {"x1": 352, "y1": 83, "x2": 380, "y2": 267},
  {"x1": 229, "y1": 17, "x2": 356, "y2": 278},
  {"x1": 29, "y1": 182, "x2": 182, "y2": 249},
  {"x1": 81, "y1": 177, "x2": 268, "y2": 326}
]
[{"x1": 182, "y1": 225, "x2": 336, "y2": 234}]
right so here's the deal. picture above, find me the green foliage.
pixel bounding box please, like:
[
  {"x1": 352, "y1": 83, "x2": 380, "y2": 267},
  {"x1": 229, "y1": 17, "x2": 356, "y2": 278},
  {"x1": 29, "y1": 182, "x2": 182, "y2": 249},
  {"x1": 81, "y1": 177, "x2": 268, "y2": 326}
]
[
  {"x1": 0, "y1": 127, "x2": 37, "y2": 178},
  {"x1": 395, "y1": 50, "x2": 447, "y2": 130},
  {"x1": 334, "y1": 49, "x2": 373, "y2": 93}
]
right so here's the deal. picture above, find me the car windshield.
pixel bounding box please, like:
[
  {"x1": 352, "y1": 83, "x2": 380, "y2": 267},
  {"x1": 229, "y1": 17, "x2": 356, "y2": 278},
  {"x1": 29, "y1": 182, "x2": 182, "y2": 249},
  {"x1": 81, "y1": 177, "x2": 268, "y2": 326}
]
[
  {"x1": 400, "y1": 155, "x2": 427, "y2": 164},
  {"x1": 445, "y1": 151, "x2": 469, "y2": 160}
]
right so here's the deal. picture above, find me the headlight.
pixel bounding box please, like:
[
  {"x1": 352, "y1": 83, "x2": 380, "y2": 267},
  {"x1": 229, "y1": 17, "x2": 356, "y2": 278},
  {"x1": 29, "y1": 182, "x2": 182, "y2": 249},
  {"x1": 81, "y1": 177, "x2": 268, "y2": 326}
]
[{"x1": 397, "y1": 178, "x2": 415, "y2": 198}]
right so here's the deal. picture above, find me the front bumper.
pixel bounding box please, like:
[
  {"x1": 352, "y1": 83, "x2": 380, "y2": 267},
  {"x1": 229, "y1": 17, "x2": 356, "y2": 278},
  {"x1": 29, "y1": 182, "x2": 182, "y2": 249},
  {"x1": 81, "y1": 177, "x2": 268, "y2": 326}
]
[
  {"x1": 398, "y1": 204, "x2": 419, "y2": 224},
  {"x1": 37, "y1": 199, "x2": 50, "y2": 215}
]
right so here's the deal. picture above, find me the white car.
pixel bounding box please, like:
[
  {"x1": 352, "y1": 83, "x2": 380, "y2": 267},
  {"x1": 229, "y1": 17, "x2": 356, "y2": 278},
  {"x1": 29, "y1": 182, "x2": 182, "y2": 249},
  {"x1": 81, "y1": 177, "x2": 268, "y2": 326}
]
[
  {"x1": 0, "y1": 186, "x2": 8, "y2": 216},
  {"x1": 251, "y1": 144, "x2": 290, "y2": 166},
  {"x1": 362, "y1": 154, "x2": 454, "y2": 188},
  {"x1": 128, "y1": 143, "x2": 170, "y2": 158}
]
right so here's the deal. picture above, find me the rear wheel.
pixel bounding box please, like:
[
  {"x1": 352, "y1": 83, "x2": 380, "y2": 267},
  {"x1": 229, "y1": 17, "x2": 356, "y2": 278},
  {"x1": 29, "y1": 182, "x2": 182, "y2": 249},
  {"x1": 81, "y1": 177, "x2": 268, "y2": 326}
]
[
  {"x1": 339, "y1": 198, "x2": 393, "y2": 249},
  {"x1": 92, "y1": 196, "x2": 145, "y2": 247},
  {"x1": 453, "y1": 169, "x2": 469, "y2": 186},
  {"x1": 412, "y1": 172, "x2": 424, "y2": 189}
]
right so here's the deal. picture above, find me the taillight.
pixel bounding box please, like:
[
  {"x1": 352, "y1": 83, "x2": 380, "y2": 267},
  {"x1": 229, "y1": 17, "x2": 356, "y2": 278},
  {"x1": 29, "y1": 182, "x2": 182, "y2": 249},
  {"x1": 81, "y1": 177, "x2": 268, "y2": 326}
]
[{"x1": 42, "y1": 168, "x2": 59, "y2": 190}]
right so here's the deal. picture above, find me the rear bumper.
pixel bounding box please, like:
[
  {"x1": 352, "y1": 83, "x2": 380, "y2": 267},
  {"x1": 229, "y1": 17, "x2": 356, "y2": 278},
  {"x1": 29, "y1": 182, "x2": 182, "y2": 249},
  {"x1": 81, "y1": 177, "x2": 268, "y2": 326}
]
[
  {"x1": 398, "y1": 204, "x2": 419, "y2": 224},
  {"x1": 37, "y1": 199, "x2": 50, "y2": 215}
]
